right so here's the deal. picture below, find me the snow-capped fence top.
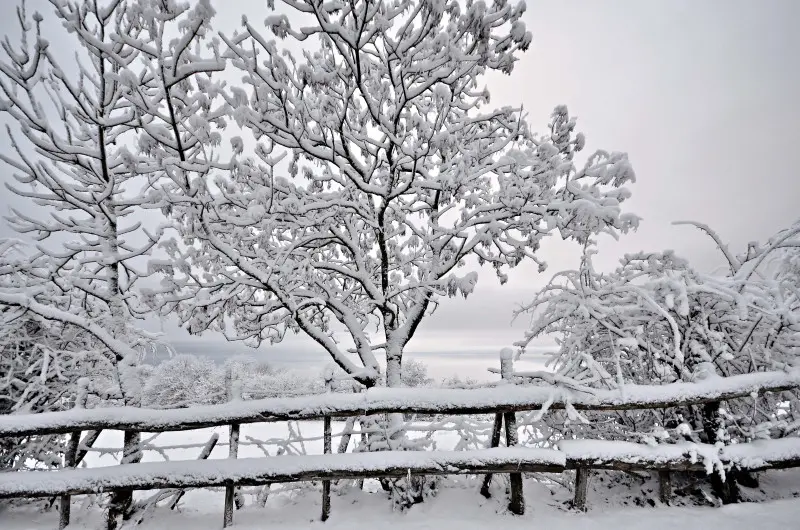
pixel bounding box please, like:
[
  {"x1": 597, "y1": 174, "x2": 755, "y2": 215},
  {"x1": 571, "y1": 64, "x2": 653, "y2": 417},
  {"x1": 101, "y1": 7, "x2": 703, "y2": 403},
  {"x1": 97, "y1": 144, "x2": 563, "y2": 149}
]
[
  {"x1": 3, "y1": 439, "x2": 800, "y2": 500},
  {"x1": 1, "y1": 368, "x2": 798, "y2": 437},
  {"x1": 0, "y1": 447, "x2": 565, "y2": 499}
]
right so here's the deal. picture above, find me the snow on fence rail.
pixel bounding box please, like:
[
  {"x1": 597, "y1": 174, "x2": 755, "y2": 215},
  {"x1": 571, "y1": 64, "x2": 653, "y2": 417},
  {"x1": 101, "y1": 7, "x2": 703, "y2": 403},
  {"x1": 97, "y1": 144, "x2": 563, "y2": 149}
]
[
  {"x1": 1, "y1": 368, "x2": 798, "y2": 437},
  {"x1": 2, "y1": 355, "x2": 800, "y2": 529},
  {"x1": 559, "y1": 438, "x2": 800, "y2": 473},
  {"x1": 0, "y1": 447, "x2": 566, "y2": 499},
  {"x1": 4, "y1": 439, "x2": 800, "y2": 500}
]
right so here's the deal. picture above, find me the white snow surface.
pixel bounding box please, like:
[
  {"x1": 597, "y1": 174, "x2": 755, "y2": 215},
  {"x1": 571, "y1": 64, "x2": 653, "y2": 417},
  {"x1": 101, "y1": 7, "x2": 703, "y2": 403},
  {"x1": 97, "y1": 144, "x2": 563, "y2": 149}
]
[
  {"x1": 2, "y1": 480, "x2": 800, "y2": 530},
  {"x1": 722, "y1": 438, "x2": 800, "y2": 469},
  {"x1": 559, "y1": 438, "x2": 800, "y2": 473},
  {"x1": 560, "y1": 440, "x2": 722, "y2": 467}
]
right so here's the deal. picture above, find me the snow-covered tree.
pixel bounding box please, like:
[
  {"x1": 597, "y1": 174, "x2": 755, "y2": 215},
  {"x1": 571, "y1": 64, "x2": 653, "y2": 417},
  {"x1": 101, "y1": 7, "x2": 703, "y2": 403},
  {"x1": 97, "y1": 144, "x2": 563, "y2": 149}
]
[
  {"x1": 0, "y1": 0, "x2": 161, "y2": 405},
  {"x1": 0, "y1": 1, "x2": 169, "y2": 523},
  {"x1": 517, "y1": 220, "x2": 800, "y2": 502},
  {"x1": 0, "y1": 238, "x2": 144, "y2": 475},
  {"x1": 141, "y1": 354, "x2": 225, "y2": 408},
  {"x1": 145, "y1": 0, "x2": 637, "y2": 393}
]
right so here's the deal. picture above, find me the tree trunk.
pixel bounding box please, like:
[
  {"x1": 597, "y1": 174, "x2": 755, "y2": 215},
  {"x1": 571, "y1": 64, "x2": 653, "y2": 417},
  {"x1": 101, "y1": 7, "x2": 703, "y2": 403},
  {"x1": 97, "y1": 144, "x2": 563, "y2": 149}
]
[
  {"x1": 382, "y1": 348, "x2": 430, "y2": 506},
  {"x1": 107, "y1": 431, "x2": 140, "y2": 529}
]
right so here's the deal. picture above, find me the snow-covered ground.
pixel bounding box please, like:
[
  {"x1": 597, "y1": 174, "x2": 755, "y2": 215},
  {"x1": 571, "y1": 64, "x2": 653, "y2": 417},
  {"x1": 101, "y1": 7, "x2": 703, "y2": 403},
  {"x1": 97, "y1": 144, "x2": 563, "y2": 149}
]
[{"x1": 3, "y1": 475, "x2": 800, "y2": 530}]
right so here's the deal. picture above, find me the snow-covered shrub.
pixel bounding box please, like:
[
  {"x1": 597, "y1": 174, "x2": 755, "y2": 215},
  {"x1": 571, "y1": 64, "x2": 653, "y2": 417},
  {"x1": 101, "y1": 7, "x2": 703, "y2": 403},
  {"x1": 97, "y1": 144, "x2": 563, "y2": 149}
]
[
  {"x1": 401, "y1": 359, "x2": 435, "y2": 388},
  {"x1": 440, "y1": 374, "x2": 481, "y2": 389},
  {"x1": 142, "y1": 355, "x2": 225, "y2": 408},
  {"x1": 223, "y1": 355, "x2": 280, "y2": 380},
  {"x1": 517, "y1": 220, "x2": 800, "y2": 501},
  {"x1": 244, "y1": 367, "x2": 326, "y2": 399}
]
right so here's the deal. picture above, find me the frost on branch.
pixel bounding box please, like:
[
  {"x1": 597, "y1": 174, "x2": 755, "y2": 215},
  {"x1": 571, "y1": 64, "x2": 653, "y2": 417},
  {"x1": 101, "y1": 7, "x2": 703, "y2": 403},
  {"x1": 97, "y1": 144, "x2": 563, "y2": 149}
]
[
  {"x1": 140, "y1": 0, "x2": 637, "y2": 394},
  {"x1": 516, "y1": 221, "x2": 800, "y2": 449},
  {"x1": 0, "y1": 0, "x2": 176, "y2": 492},
  {"x1": 0, "y1": 1, "x2": 172, "y2": 410}
]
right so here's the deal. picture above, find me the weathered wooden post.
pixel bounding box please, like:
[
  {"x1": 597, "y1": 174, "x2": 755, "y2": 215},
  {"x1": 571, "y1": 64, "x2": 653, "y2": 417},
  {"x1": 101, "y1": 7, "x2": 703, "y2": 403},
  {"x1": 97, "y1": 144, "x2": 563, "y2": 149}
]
[
  {"x1": 499, "y1": 348, "x2": 524, "y2": 515},
  {"x1": 336, "y1": 417, "x2": 356, "y2": 455},
  {"x1": 59, "y1": 380, "x2": 87, "y2": 529},
  {"x1": 168, "y1": 433, "x2": 220, "y2": 510},
  {"x1": 107, "y1": 395, "x2": 142, "y2": 528},
  {"x1": 573, "y1": 467, "x2": 590, "y2": 511},
  {"x1": 223, "y1": 368, "x2": 242, "y2": 528},
  {"x1": 321, "y1": 367, "x2": 334, "y2": 521},
  {"x1": 480, "y1": 413, "x2": 504, "y2": 498},
  {"x1": 357, "y1": 422, "x2": 367, "y2": 491},
  {"x1": 658, "y1": 470, "x2": 671, "y2": 505}
]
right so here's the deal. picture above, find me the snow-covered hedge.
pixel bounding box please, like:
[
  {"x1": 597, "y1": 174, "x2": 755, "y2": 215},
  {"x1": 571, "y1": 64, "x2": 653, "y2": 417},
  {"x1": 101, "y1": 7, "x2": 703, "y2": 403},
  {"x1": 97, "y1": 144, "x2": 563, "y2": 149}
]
[{"x1": 140, "y1": 355, "x2": 437, "y2": 409}]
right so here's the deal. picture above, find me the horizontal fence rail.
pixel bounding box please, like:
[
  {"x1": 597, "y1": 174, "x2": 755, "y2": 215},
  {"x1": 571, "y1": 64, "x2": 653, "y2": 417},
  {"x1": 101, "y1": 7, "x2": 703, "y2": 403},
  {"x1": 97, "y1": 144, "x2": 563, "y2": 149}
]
[
  {"x1": 2, "y1": 439, "x2": 799, "y2": 499},
  {"x1": 0, "y1": 447, "x2": 564, "y2": 499},
  {"x1": 1, "y1": 369, "x2": 798, "y2": 437},
  {"x1": 560, "y1": 438, "x2": 800, "y2": 472}
]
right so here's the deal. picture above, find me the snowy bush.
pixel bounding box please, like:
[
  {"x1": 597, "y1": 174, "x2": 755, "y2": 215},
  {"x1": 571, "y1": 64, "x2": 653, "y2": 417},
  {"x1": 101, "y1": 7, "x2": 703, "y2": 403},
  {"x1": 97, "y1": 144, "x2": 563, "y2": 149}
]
[
  {"x1": 440, "y1": 374, "x2": 482, "y2": 389},
  {"x1": 142, "y1": 355, "x2": 225, "y2": 409},
  {"x1": 517, "y1": 220, "x2": 800, "y2": 501},
  {"x1": 244, "y1": 367, "x2": 326, "y2": 399},
  {"x1": 401, "y1": 359, "x2": 435, "y2": 388}
]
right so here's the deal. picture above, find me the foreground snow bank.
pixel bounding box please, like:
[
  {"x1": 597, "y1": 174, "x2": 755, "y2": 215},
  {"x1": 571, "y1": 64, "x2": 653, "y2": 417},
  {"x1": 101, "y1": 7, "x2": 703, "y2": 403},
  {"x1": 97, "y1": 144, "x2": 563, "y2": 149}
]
[{"x1": 2, "y1": 480, "x2": 800, "y2": 530}]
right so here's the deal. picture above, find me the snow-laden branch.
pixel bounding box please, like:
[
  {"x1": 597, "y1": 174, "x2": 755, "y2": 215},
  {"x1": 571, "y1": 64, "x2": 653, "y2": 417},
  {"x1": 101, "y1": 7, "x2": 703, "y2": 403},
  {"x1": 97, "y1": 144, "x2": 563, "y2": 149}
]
[{"x1": 139, "y1": 0, "x2": 637, "y2": 389}]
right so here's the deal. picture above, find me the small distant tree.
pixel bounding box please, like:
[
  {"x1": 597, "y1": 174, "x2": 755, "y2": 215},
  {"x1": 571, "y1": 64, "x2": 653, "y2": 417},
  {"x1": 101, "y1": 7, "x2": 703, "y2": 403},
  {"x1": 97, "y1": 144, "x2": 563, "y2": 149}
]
[
  {"x1": 142, "y1": 355, "x2": 225, "y2": 408},
  {"x1": 401, "y1": 358, "x2": 434, "y2": 388}
]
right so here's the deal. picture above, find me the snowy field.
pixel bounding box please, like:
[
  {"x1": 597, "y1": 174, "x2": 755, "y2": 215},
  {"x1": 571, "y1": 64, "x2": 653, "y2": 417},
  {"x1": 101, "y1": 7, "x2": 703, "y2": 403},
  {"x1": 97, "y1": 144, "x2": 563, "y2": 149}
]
[{"x1": 3, "y1": 475, "x2": 800, "y2": 530}]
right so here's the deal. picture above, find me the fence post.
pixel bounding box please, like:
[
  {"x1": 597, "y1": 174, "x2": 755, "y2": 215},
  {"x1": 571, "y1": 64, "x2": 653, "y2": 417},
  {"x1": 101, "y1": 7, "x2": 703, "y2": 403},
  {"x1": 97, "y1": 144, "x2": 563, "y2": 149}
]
[
  {"x1": 658, "y1": 470, "x2": 671, "y2": 505},
  {"x1": 168, "y1": 433, "x2": 220, "y2": 510},
  {"x1": 59, "y1": 380, "x2": 87, "y2": 529},
  {"x1": 321, "y1": 367, "x2": 334, "y2": 521},
  {"x1": 223, "y1": 369, "x2": 242, "y2": 528},
  {"x1": 336, "y1": 417, "x2": 356, "y2": 455},
  {"x1": 357, "y1": 422, "x2": 367, "y2": 491},
  {"x1": 499, "y1": 348, "x2": 524, "y2": 515},
  {"x1": 479, "y1": 414, "x2": 503, "y2": 498},
  {"x1": 573, "y1": 467, "x2": 590, "y2": 511},
  {"x1": 108, "y1": 407, "x2": 142, "y2": 529}
]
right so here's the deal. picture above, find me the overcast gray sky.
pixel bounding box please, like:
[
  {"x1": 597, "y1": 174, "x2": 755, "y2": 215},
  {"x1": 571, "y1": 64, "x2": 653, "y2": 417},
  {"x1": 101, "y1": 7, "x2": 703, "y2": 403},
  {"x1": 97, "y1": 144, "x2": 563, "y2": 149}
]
[{"x1": 1, "y1": 1, "x2": 798, "y2": 359}]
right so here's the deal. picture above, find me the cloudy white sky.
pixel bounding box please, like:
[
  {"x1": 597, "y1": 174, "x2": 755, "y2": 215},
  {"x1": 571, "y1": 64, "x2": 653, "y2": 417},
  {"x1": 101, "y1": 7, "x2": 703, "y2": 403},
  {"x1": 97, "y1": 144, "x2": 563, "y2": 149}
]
[{"x1": 1, "y1": 1, "x2": 798, "y2": 360}]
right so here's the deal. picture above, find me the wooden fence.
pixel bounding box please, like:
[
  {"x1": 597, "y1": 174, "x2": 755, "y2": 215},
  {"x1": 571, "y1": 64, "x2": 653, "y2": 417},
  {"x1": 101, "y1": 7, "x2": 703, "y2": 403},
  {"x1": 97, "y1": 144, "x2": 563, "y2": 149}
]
[{"x1": 2, "y1": 354, "x2": 800, "y2": 529}]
